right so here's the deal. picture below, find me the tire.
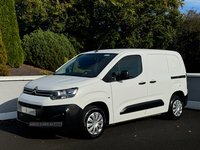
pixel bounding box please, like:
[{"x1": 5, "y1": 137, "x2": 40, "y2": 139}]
[
  {"x1": 81, "y1": 106, "x2": 106, "y2": 138},
  {"x1": 168, "y1": 95, "x2": 183, "y2": 120}
]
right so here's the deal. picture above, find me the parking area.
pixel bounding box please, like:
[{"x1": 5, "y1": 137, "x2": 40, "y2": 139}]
[{"x1": 0, "y1": 109, "x2": 199, "y2": 150}]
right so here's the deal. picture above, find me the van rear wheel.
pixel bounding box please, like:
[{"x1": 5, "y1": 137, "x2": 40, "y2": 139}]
[
  {"x1": 168, "y1": 95, "x2": 183, "y2": 120},
  {"x1": 81, "y1": 106, "x2": 106, "y2": 138}
]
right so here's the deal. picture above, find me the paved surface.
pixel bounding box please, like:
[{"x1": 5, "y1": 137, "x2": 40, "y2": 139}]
[{"x1": 0, "y1": 109, "x2": 199, "y2": 150}]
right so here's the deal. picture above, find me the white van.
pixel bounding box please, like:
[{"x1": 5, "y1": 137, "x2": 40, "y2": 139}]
[{"x1": 17, "y1": 49, "x2": 188, "y2": 138}]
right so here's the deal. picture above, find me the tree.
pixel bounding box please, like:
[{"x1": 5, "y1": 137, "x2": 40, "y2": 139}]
[
  {"x1": 15, "y1": 0, "x2": 184, "y2": 52},
  {"x1": 15, "y1": 0, "x2": 71, "y2": 37},
  {"x1": 0, "y1": 0, "x2": 24, "y2": 67},
  {"x1": 65, "y1": 0, "x2": 185, "y2": 51},
  {"x1": 172, "y1": 10, "x2": 200, "y2": 72},
  {"x1": 0, "y1": 28, "x2": 9, "y2": 76}
]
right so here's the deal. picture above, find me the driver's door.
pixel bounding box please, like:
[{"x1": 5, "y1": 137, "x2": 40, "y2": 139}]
[{"x1": 111, "y1": 54, "x2": 148, "y2": 123}]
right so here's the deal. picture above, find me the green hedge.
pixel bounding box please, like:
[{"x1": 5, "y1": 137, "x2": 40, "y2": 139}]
[
  {"x1": 22, "y1": 29, "x2": 77, "y2": 71},
  {"x1": 0, "y1": 28, "x2": 9, "y2": 76},
  {"x1": 0, "y1": 0, "x2": 24, "y2": 67}
]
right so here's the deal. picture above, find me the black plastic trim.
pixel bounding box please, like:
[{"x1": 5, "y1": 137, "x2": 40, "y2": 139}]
[
  {"x1": 184, "y1": 94, "x2": 188, "y2": 106},
  {"x1": 171, "y1": 75, "x2": 186, "y2": 79},
  {"x1": 120, "y1": 99, "x2": 164, "y2": 115},
  {"x1": 102, "y1": 71, "x2": 112, "y2": 82},
  {"x1": 19, "y1": 101, "x2": 42, "y2": 109},
  {"x1": 23, "y1": 87, "x2": 51, "y2": 97},
  {"x1": 17, "y1": 101, "x2": 83, "y2": 132},
  {"x1": 139, "y1": 82, "x2": 146, "y2": 85}
]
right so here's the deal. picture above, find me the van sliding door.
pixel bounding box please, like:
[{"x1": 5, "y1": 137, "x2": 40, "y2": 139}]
[{"x1": 146, "y1": 53, "x2": 171, "y2": 116}]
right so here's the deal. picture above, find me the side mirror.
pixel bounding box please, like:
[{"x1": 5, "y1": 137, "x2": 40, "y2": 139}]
[
  {"x1": 112, "y1": 72, "x2": 117, "y2": 81},
  {"x1": 120, "y1": 70, "x2": 129, "y2": 80}
]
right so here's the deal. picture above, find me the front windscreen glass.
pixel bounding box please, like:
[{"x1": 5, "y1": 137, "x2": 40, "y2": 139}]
[{"x1": 54, "y1": 53, "x2": 117, "y2": 77}]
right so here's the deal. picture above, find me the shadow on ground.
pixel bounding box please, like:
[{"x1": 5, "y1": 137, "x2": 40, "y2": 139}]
[
  {"x1": 0, "y1": 119, "x2": 84, "y2": 139},
  {"x1": 0, "y1": 98, "x2": 18, "y2": 113},
  {"x1": 0, "y1": 112, "x2": 171, "y2": 140}
]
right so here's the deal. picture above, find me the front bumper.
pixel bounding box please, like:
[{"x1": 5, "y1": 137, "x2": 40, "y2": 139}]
[{"x1": 17, "y1": 101, "x2": 82, "y2": 131}]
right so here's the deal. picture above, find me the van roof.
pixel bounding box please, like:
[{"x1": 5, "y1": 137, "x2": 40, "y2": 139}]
[{"x1": 83, "y1": 49, "x2": 177, "y2": 55}]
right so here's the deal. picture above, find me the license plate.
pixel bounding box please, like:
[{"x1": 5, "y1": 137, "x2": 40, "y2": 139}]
[
  {"x1": 29, "y1": 122, "x2": 63, "y2": 127},
  {"x1": 21, "y1": 106, "x2": 36, "y2": 116}
]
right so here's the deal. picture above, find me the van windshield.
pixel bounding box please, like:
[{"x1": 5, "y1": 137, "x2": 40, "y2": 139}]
[{"x1": 54, "y1": 53, "x2": 117, "y2": 77}]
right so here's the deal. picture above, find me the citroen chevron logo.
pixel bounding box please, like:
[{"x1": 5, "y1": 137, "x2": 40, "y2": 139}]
[{"x1": 32, "y1": 86, "x2": 38, "y2": 95}]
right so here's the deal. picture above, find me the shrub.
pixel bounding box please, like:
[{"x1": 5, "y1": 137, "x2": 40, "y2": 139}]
[
  {"x1": 0, "y1": 28, "x2": 9, "y2": 76},
  {"x1": 22, "y1": 29, "x2": 77, "y2": 71},
  {"x1": 0, "y1": 0, "x2": 24, "y2": 67},
  {"x1": 0, "y1": 65, "x2": 9, "y2": 76}
]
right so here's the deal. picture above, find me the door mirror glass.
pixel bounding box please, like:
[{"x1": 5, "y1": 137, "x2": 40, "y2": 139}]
[{"x1": 120, "y1": 70, "x2": 130, "y2": 80}]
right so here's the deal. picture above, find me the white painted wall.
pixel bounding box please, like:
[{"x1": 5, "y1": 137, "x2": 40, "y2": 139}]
[{"x1": 0, "y1": 76, "x2": 44, "y2": 120}]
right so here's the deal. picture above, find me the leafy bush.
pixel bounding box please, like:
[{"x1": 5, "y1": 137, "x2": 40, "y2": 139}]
[
  {"x1": 0, "y1": 29, "x2": 9, "y2": 76},
  {"x1": 0, "y1": 0, "x2": 24, "y2": 67},
  {"x1": 22, "y1": 29, "x2": 77, "y2": 71},
  {"x1": 0, "y1": 65, "x2": 9, "y2": 76}
]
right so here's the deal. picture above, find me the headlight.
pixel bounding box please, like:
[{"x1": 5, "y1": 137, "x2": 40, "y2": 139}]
[{"x1": 50, "y1": 88, "x2": 78, "y2": 100}]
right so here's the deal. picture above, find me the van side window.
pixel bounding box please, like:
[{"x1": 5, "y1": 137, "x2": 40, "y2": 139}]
[{"x1": 111, "y1": 55, "x2": 142, "y2": 81}]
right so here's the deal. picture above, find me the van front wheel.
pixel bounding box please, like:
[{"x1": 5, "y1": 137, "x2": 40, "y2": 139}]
[
  {"x1": 81, "y1": 106, "x2": 105, "y2": 138},
  {"x1": 168, "y1": 95, "x2": 183, "y2": 120}
]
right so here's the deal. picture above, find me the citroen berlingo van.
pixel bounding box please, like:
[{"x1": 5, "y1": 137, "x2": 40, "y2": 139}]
[{"x1": 17, "y1": 49, "x2": 188, "y2": 138}]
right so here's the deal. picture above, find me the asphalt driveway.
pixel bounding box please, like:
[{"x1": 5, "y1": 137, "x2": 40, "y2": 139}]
[{"x1": 0, "y1": 109, "x2": 199, "y2": 150}]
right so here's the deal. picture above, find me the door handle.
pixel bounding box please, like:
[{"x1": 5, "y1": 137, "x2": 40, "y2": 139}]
[
  {"x1": 139, "y1": 82, "x2": 146, "y2": 85},
  {"x1": 150, "y1": 80, "x2": 156, "y2": 83}
]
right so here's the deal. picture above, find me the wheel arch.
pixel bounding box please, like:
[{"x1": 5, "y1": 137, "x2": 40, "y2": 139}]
[
  {"x1": 171, "y1": 91, "x2": 187, "y2": 106},
  {"x1": 84, "y1": 102, "x2": 110, "y2": 125}
]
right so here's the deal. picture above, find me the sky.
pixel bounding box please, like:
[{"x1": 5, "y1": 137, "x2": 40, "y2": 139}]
[{"x1": 179, "y1": 0, "x2": 200, "y2": 13}]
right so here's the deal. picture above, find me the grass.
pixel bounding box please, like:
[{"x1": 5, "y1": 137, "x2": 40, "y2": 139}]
[{"x1": 40, "y1": 71, "x2": 52, "y2": 75}]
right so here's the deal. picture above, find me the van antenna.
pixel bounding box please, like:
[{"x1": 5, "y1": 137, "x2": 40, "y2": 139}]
[{"x1": 95, "y1": 44, "x2": 102, "y2": 53}]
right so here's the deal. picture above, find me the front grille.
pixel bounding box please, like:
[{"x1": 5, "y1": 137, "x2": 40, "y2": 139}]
[
  {"x1": 19, "y1": 101, "x2": 42, "y2": 109},
  {"x1": 23, "y1": 87, "x2": 51, "y2": 97}
]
